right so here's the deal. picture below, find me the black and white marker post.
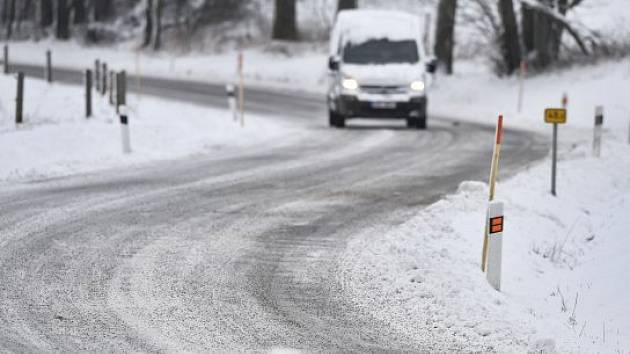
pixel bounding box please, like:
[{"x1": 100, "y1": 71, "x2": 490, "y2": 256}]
[
  {"x1": 486, "y1": 201, "x2": 504, "y2": 291},
  {"x1": 117, "y1": 71, "x2": 131, "y2": 154},
  {"x1": 593, "y1": 106, "x2": 604, "y2": 157},
  {"x1": 225, "y1": 84, "x2": 237, "y2": 121}
]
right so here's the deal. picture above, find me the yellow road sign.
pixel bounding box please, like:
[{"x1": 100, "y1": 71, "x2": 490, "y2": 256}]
[{"x1": 545, "y1": 108, "x2": 567, "y2": 124}]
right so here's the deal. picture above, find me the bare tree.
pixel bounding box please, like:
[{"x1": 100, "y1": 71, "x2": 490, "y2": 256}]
[
  {"x1": 93, "y1": 0, "x2": 114, "y2": 22},
  {"x1": 272, "y1": 0, "x2": 298, "y2": 41},
  {"x1": 521, "y1": 0, "x2": 589, "y2": 69},
  {"x1": 337, "y1": 0, "x2": 357, "y2": 12},
  {"x1": 434, "y1": 0, "x2": 457, "y2": 74},
  {"x1": 498, "y1": 0, "x2": 521, "y2": 74},
  {"x1": 153, "y1": 0, "x2": 163, "y2": 50},
  {"x1": 72, "y1": 0, "x2": 86, "y2": 24},
  {"x1": 143, "y1": 0, "x2": 153, "y2": 47},
  {"x1": 41, "y1": 0, "x2": 53, "y2": 27},
  {"x1": 56, "y1": 0, "x2": 70, "y2": 39},
  {"x1": 5, "y1": 0, "x2": 15, "y2": 38}
]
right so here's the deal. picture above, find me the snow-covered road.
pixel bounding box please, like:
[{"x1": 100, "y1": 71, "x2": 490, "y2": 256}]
[{"x1": 0, "y1": 64, "x2": 548, "y2": 351}]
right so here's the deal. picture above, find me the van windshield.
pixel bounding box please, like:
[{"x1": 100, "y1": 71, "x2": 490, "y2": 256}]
[{"x1": 342, "y1": 39, "x2": 419, "y2": 65}]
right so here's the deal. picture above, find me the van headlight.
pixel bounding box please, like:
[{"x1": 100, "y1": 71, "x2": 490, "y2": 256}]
[
  {"x1": 342, "y1": 78, "x2": 359, "y2": 90},
  {"x1": 410, "y1": 80, "x2": 425, "y2": 92}
]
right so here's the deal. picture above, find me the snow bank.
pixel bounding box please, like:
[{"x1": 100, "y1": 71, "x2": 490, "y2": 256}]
[
  {"x1": 0, "y1": 75, "x2": 295, "y2": 182},
  {"x1": 2, "y1": 41, "x2": 329, "y2": 93}
]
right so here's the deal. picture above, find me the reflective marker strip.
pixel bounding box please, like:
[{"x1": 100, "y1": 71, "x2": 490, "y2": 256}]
[
  {"x1": 496, "y1": 115, "x2": 504, "y2": 145},
  {"x1": 490, "y1": 216, "x2": 503, "y2": 234}
]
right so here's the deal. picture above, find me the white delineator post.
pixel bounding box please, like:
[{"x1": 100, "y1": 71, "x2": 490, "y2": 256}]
[
  {"x1": 593, "y1": 106, "x2": 604, "y2": 157},
  {"x1": 119, "y1": 105, "x2": 132, "y2": 154},
  {"x1": 481, "y1": 114, "x2": 504, "y2": 272},
  {"x1": 486, "y1": 201, "x2": 504, "y2": 291},
  {"x1": 226, "y1": 84, "x2": 238, "y2": 122},
  {"x1": 238, "y1": 52, "x2": 245, "y2": 127}
]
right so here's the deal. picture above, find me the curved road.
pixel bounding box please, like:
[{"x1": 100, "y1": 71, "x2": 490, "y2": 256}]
[{"x1": 0, "y1": 64, "x2": 548, "y2": 352}]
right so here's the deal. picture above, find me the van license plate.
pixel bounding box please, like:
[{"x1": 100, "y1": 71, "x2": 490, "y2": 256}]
[{"x1": 371, "y1": 102, "x2": 396, "y2": 109}]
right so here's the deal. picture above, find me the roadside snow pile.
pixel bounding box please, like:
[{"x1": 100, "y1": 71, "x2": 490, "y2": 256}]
[
  {"x1": 0, "y1": 75, "x2": 293, "y2": 182},
  {"x1": 342, "y1": 135, "x2": 630, "y2": 352},
  {"x1": 341, "y1": 60, "x2": 630, "y2": 352}
]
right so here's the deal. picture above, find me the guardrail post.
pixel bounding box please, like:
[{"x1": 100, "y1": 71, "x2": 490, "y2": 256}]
[
  {"x1": 95, "y1": 59, "x2": 100, "y2": 92},
  {"x1": 101, "y1": 62, "x2": 108, "y2": 96},
  {"x1": 3, "y1": 45, "x2": 9, "y2": 74},
  {"x1": 16, "y1": 72, "x2": 24, "y2": 124},
  {"x1": 109, "y1": 71, "x2": 115, "y2": 105},
  {"x1": 46, "y1": 50, "x2": 53, "y2": 82},
  {"x1": 85, "y1": 69, "x2": 92, "y2": 118}
]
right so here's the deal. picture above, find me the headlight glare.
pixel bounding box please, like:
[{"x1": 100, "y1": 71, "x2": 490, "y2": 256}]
[
  {"x1": 342, "y1": 78, "x2": 359, "y2": 90},
  {"x1": 410, "y1": 81, "x2": 425, "y2": 92}
]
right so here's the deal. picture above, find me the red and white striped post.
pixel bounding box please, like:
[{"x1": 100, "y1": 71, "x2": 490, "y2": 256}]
[{"x1": 481, "y1": 114, "x2": 504, "y2": 273}]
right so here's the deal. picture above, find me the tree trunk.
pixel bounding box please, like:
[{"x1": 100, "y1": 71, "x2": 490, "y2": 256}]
[
  {"x1": 153, "y1": 0, "x2": 162, "y2": 50},
  {"x1": 434, "y1": 0, "x2": 457, "y2": 74},
  {"x1": 143, "y1": 0, "x2": 153, "y2": 47},
  {"x1": 41, "y1": 0, "x2": 53, "y2": 27},
  {"x1": 337, "y1": 0, "x2": 357, "y2": 12},
  {"x1": 521, "y1": 3, "x2": 535, "y2": 56},
  {"x1": 272, "y1": 0, "x2": 298, "y2": 41},
  {"x1": 497, "y1": 0, "x2": 521, "y2": 75},
  {"x1": 56, "y1": 0, "x2": 70, "y2": 39},
  {"x1": 2, "y1": 0, "x2": 8, "y2": 24},
  {"x1": 72, "y1": 0, "x2": 86, "y2": 24},
  {"x1": 6, "y1": 0, "x2": 15, "y2": 38},
  {"x1": 93, "y1": 0, "x2": 113, "y2": 22}
]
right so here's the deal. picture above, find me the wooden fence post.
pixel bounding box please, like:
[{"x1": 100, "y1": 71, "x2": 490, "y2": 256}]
[
  {"x1": 16, "y1": 72, "x2": 24, "y2": 124},
  {"x1": 85, "y1": 69, "x2": 93, "y2": 118}
]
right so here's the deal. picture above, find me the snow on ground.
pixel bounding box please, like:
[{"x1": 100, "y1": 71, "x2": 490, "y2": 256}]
[
  {"x1": 0, "y1": 74, "x2": 296, "y2": 182},
  {"x1": 3, "y1": 40, "x2": 329, "y2": 93},
  {"x1": 342, "y1": 59, "x2": 630, "y2": 353}
]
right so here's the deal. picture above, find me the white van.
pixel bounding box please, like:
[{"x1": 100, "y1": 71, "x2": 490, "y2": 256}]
[{"x1": 327, "y1": 9, "x2": 435, "y2": 129}]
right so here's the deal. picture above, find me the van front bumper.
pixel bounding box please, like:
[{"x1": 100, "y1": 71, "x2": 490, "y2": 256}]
[{"x1": 330, "y1": 94, "x2": 427, "y2": 119}]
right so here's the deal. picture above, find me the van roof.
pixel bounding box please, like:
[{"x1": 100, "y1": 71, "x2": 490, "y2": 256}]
[{"x1": 330, "y1": 9, "x2": 422, "y2": 56}]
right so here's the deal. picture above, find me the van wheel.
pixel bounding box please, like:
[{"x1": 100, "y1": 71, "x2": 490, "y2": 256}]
[
  {"x1": 407, "y1": 116, "x2": 427, "y2": 130},
  {"x1": 329, "y1": 110, "x2": 346, "y2": 128}
]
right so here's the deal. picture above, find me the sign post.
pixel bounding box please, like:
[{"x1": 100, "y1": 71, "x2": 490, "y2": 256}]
[
  {"x1": 481, "y1": 115, "x2": 503, "y2": 272},
  {"x1": 544, "y1": 106, "x2": 567, "y2": 196},
  {"x1": 486, "y1": 201, "x2": 504, "y2": 291},
  {"x1": 593, "y1": 106, "x2": 603, "y2": 157}
]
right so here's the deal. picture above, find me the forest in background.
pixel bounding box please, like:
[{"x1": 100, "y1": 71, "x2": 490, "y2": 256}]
[{"x1": 1, "y1": 0, "x2": 627, "y2": 76}]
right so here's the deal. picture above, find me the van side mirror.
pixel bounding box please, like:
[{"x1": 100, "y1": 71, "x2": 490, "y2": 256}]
[
  {"x1": 426, "y1": 58, "x2": 438, "y2": 74},
  {"x1": 328, "y1": 56, "x2": 340, "y2": 71}
]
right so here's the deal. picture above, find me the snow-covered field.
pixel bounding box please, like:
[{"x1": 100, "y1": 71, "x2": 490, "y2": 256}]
[
  {"x1": 342, "y1": 59, "x2": 630, "y2": 353},
  {"x1": 0, "y1": 75, "x2": 295, "y2": 182}
]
